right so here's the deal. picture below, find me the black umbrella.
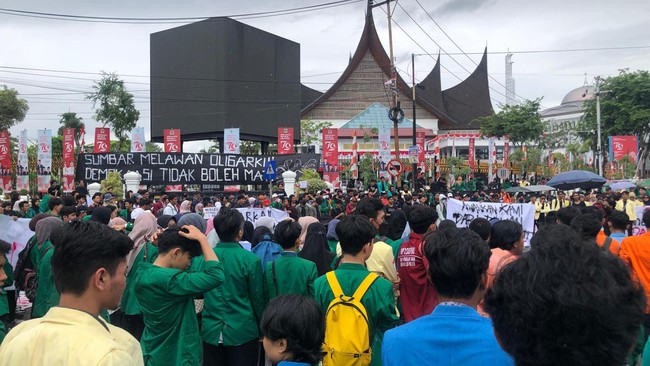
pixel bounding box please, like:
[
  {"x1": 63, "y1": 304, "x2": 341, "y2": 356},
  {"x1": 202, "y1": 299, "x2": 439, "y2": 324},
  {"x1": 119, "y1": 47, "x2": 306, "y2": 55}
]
[{"x1": 547, "y1": 170, "x2": 606, "y2": 190}]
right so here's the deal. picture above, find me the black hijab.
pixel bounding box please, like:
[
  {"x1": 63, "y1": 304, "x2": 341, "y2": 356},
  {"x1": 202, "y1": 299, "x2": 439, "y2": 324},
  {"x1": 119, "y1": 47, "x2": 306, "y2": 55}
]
[
  {"x1": 299, "y1": 222, "x2": 335, "y2": 276},
  {"x1": 90, "y1": 207, "x2": 112, "y2": 225},
  {"x1": 242, "y1": 221, "x2": 255, "y2": 243},
  {"x1": 386, "y1": 210, "x2": 407, "y2": 241},
  {"x1": 252, "y1": 226, "x2": 273, "y2": 247}
]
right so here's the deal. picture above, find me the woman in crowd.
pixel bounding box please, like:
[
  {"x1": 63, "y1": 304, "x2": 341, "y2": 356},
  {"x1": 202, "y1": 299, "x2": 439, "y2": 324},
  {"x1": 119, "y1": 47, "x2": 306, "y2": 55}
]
[
  {"x1": 298, "y1": 222, "x2": 335, "y2": 276},
  {"x1": 157, "y1": 215, "x2": 176, "y2": 229}
]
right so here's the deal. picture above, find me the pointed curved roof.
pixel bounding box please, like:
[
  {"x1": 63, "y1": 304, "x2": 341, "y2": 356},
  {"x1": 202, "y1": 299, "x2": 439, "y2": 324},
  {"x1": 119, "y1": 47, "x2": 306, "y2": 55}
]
[
  {"x1": 440, "y1": 48, "x2": 494, "y2": 129},
  {"x1": 301, "y1": 6, "x2": 493, "y2": 130}
]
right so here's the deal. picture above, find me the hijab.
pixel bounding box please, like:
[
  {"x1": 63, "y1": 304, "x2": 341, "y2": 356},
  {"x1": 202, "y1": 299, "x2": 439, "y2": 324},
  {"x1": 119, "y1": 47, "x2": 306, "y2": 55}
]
[
  {"x1": 242, "y1": 221, "x2": 255, "y2": 243},
  {"x1": 157, "y1": 214, "x2": 175, "y2": 229},
  {"x1": 29, "y1": 213, "x2": 51, "y2": 232},
  {"x1": 386, "y1": 210, "x2": 407, "y2": 241},
  {"x1": 299, "y1": 222, "x2": 335, "y2": 276},
  {"x1": 90, "y1": 207, "x2": 112, "y2": 225},
  {"x1": 194, "y1": 203, "x2": 204, "y2": 215},
  {"x1": 254, "y1": 217, "x2": 277, "y2": 233},
  {"x1": 110, "y1": 217, "x2": 127, "y2": 229},
  {"x1": 298, "y1": 216, "x2": 319, "y2": 247},
  {"x1": 126, "y1": 212, "x2": 158, "y2": 274},
  {"x1": 326, "y1": 219, "x2": 340, "y2": 241},
  {"x1": 36, "y1": 216, "x2": 63, "y2": 247},
  {"x1": 177, "y1": 213, "x2": 207, "y2": 234},
  {"x1": 252, "y1": 226, "x2": 273, "y2": 247},
  {"x1": 179, "y1": 200, "x2": 192, "y2": 214}
]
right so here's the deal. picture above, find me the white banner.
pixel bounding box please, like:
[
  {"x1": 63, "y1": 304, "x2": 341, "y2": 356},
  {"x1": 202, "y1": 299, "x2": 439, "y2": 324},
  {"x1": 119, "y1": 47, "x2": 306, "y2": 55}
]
[
  {"x1": 633, "y1": 206, "x2": 649, "y2": 236},
  {"x1": 0, "y1": 216, "x2": 33, "y2": 290},
  {"x1": 446, "y1": 198, "x2": 535, "y2": 242},
  {"x1": 37, "y1": 129, "x2": 52, "y2": 193},
  {"x1": 202, "y1": 206, "x2": 288, "y2": 223},
  {"x1": 224, "y1": 128, "x2": 240, "y2": 154},
  {"x1": 131, "y1": 127, "x2": 146, "y2": 152}
]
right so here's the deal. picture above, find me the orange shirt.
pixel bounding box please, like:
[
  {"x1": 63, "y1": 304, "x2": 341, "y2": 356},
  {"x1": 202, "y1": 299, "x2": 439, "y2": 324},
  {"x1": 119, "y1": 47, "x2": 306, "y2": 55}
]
[
  {"x1": 620, "y1": 232, "x2": 650, "y2": 312},
  {"x1": 487, "y1": 248, "x2": 518, "y2": 287},
  {"x1": 596, "y1": 231, "x2": 621, "y2": 256}
]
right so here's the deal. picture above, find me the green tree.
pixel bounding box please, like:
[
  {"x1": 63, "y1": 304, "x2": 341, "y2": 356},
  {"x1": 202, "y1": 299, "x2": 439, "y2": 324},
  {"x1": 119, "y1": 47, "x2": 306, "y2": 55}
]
[
  {"x1": 447, "y1": 156, "x2": 471, "y2": 179},
  {"x1": 0, "y1": 85, "x2": 29, "y2": 130},
  {"x1": 478, "y1": 99, "x2": 545, "y2": 147},
  {"x1": 199, "y1": 140, "x2": 220, "y2": 153},
  {"x1": 100, "y1": 171, "x2": 124, "y2": 199},
  {"x1": 240, "y1": 141, "x2": 261, "y2": 155},
  {"x1": 57, "y1": 112, "x2": 85, "y2": 154},
  {"x1": 300, "y1": 119, "x2": 332, "y2": 145},
  {"x1": 300, "y1": 168, "x2": 321, "y2": 180},
  {"x1": 580, "y1": 70, "x2": 650, "y2": 175},
  {"x1": 107, "y1": 139, "x2": 162, "y2": 153},
  {"x1": 87, "y1": 72, "x2": 140, "y2": 151}
]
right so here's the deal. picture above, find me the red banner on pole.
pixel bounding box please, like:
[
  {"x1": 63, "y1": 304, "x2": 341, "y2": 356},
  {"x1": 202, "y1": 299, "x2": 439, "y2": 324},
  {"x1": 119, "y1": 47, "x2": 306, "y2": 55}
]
[
  {"x1": 62, "y1": 128, "x2": 76, "y2": 192},
  {"x1": 503, "y1": 141, "x2": 509, "y2": 167},
  {"x1": 321, "y1": 128, "x2": 339, "y2": 187},
  {"x1": 468, "y1": 137, "x2": 476, "y2": 171},
  {"x1": 277, "y1": 127, "x2": 294, "y2": 155},
  {"x1": 416, "y1": 131, "x2": 425, "y2": 170},
  {"x1": 164, "y1": 129, "x2": 181, "y2": 153},
  {"x1": 94, "y1": 127, "x2": 110, "y2": 153},
  {"x1": 609, "y1": 135, "x2": 638, "y2": 162},
  {"x1": 164, "y1": 129, "x2": 183, "y2": 192},
  {"x1": 0, "y1": 131, "x2": 11, "y2": 192}
]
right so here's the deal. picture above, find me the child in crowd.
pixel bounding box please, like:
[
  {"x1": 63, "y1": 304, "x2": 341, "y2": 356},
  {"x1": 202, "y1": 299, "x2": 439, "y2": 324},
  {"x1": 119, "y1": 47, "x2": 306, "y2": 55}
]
[{"x1": 260, "y1": 294, "x2": 324, "y2": 366}]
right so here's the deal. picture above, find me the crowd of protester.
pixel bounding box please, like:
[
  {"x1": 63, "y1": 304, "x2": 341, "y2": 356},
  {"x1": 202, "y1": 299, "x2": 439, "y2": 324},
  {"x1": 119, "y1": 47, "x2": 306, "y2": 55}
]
[{"x1": 0, "y1": 175, "x2": 649, "y2": 365}]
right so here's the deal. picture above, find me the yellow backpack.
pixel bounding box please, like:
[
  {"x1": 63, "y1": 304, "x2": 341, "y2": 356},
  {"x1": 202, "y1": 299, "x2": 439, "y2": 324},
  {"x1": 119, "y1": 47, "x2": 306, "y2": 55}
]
[{"x1": 322, "y1": 271, "x2": 378, "y2": 366}]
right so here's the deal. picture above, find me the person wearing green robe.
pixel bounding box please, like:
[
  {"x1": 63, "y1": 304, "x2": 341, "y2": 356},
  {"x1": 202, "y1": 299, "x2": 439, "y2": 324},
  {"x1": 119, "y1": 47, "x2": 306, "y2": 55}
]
[
  {"x1": 201, "y1": 208, "x2": 266, "y2": 366},
  {"x1": 314, "y1": 216, "x2": 399, "y2": 366},
  {"x1": 136, "y1": 225, "x2": 224, "y2": 366},
  {"x1": 264, "y1": 220, "x2": 317, "y2": 302},
  {"x1": 0, "y1": 242, "x2": 13, "y2": 344},
  {"x1": 31, "y1": 217, "x2": 63, "y2": 319}
]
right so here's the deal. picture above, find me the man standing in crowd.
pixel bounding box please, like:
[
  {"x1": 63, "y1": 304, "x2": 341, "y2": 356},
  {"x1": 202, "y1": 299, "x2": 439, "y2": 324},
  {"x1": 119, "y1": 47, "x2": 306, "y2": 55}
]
[
  {"x1": 91, "y1": 192, "x2": 103, "y2": 209},
  {"x1": 0, "y1": 221, "x2": 143, "y2": 365},
  {"x1": 617, "y1": 191, "x2": 639, "y2": 236},
  {"x1": 397, "y1": 205, "x2": 438, "y2": 322},
  {"x1": 608, "y1": 210, "x2": 629, "y2": 243},
  {"x1": 151, "y1": 195, "x2": 167, "y2": 216},
  {"x1": 201, "y1": 209, "x2": 265, "y2": 366},
  {"x1": 550, "y1": 191, "x2": 570, "y2": 211},
  {"x1": 383, "y1": 229, "x2": 513, "y2": 365},
  {"x1": 163, "y1": 194, "x2": 179, "y2": 216}
]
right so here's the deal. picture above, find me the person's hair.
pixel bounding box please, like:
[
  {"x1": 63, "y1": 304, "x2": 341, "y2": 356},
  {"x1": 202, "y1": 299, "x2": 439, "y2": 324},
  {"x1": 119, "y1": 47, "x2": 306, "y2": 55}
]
[
  {"x1": 51, "y1": 221, "x2": 133, "y2": 295},
  {"x1": 31, "y1": 197, "x2": 40, "y2": 209},
  {"x1": 274, "y1": 220, "x2": 302, "y2": 249},
  {"x1": 336, "y1": 215, "x2": 377, "y2": 256},
  {"x1": 61, "y1": 195, "x2": 76, "y2": 207},
  {"x1": 18, "y1": 201, "x2": 29, "y2": 210},
  {"x1": 1, "y1": 202, "x2": 11, "y2": 209},
  {"x1": 643, "y1": 210, "x2": 650, "y2": 228},
  {"x1": 157, "y1": 226, "x2": 202, "y2": 257},
  {"x1": 60, "y1": 206, "x2": 76, "y2": 218},
  {"x1": 424, "y1": 228, "x2": 490, "y2": 299},
  {"x1": 261, "y1": 294, "x2": 324, "y2": 365},
  {"x1": 0, "y1": 239, "x2": 11, "y2": 254},
  {"x1": 408, "y1": 205, "x2": 437, "y2": 234},
  {"x1": 489, "y1": 220, "x2": 523, "y2": 251},
  {"x1": 48, "y1": 197, "x2": 63, "y2": 211},
  {"x1": 92, "y1": 192, "x2": 103, "y2": 199},
  {"x1": 557, "y1": 206, "x2": 582, "y2": 226},
  {"x1": 484, "y1": 233, "x2": 645, "y2": 366},
  {"x1": 607, "y1": 210, "x2": 629, "y2": 231},
  {"x1": 530, "y1": 224, "x2": 579, "y2": 250},
  {"x1": 570, "y1": 214, "x2": 602, "y2": 241},
  {"x1": 545, "y1": 211, "x2": 559, "y2": 225},
  {"x1": 106, "y1": 205, "x2": 117, "y2": 214},
  {"x1": 355, "y1": 197, "x2": 384, "y2": 220},
  {"x1": 214, "y1": 208, "x2": 245, "y2": 242},
  {"x1": 581, "y1": 206, "x2": 603, "y2": 221},
  {"x1": 437, "y1": 219, "x2": 457, "y2": 237},
  {"x1": 468, "y1": 218, "x2": 491, "y2": 241}
]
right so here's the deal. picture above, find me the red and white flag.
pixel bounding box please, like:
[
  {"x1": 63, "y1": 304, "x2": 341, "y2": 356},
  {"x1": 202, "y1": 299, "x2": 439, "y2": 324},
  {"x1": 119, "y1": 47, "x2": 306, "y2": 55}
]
[{"x1": 350, "y1": 130, "x2": 358, "y2": 179}]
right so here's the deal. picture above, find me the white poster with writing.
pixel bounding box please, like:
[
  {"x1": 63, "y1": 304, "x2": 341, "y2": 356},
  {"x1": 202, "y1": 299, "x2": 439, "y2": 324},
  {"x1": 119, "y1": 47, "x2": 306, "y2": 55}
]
[
  {"x1": 224, "y1": 128, "x2": 240, "y2": 154},
  {"x1": 378, "y1": 128, "x2": 391, "y2": 178},
  {"x1": 446, "y1": 198, "x2": 535, "y2": 242},
  {"x1": 633, "y1": 206, "x2": 649, "y2": 236}
]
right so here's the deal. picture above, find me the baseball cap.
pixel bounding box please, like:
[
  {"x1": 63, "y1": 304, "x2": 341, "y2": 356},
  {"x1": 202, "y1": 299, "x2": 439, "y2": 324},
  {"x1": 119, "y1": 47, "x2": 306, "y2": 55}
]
[{"x1": 103, "y1": 193, "x2": 115, "y2": 201}]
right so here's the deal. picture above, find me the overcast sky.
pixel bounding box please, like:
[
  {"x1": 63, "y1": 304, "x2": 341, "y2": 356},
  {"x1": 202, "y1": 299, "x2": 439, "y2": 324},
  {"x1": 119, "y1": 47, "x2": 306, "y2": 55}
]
[{"x1": 1, "y1": 0, "x2": 648, "y2": 152}]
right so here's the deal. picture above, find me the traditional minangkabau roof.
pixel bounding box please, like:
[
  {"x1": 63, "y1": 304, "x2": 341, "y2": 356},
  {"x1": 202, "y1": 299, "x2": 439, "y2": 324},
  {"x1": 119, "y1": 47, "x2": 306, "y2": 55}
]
[{"x1": 301, "y1": 3, "x2": 493, "y2": 130}]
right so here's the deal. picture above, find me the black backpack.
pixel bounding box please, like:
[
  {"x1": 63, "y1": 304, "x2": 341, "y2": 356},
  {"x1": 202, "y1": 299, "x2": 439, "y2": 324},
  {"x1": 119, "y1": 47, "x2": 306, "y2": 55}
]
[{"x1": 13, "y1": 235, "x2": 51, "y2": 303}]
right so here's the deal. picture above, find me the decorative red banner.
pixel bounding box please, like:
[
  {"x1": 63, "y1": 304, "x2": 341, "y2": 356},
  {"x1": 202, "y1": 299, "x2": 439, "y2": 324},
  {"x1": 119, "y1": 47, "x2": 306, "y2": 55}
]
[
  {"x1": 0, "y1": 131, "x2": 11, "y2": 192},
  {"x1": 164, "y1": 129, "x2": 183, "y2": 192},
  {"x1": 277, "y1": 127, "x2": 294, "y2": 155},
  {"x1": 164, "y1": 129, "x2": 181, "y2": 153},
  {"x1": 94, "y1": 127, "x2": 111, "y2": 153},
  {"x1": 468, "y1": 137, "x2": 476, "y2": 171},
  {"x1": 416, "y1": 131, "x2": 426, "y2": 170},
  {"x1": 609, "y1": 135, "x2": 638, "y2": 162},
  {"x1": 62, "y1": 128, "x2": 76, "y2": 192},
  {"x1": 321, "y1": 128, "x2": 339, "y2": 187},
  {"x1": 503, "y1": 141, "x2": 509, "y2": 167}
]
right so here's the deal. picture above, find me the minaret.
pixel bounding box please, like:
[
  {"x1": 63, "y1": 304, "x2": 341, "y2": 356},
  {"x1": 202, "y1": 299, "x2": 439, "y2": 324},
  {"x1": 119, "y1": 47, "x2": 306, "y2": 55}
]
[{"x1": 505, "y1": 53, "x2": 516, "y2": 105}]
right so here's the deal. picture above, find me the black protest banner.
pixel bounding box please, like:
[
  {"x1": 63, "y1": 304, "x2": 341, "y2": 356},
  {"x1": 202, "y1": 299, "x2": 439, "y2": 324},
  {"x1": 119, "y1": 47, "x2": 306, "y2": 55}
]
[{"x1": 75, "y1": 153, "x2": 319, "y2": 185}]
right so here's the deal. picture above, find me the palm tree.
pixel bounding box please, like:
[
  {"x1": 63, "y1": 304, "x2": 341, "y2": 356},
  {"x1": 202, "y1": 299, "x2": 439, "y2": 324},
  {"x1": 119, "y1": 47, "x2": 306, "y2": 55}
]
[{"x1": 58, "y1": 112, "x2": 85, "y2": 154}]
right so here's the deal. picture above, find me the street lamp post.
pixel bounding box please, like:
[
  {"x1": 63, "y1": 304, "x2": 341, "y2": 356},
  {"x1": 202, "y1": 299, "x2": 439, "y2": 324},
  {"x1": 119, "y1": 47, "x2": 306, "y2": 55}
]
[{"x1": 595, "y1": 76, "x2": 603, "y2": 177}]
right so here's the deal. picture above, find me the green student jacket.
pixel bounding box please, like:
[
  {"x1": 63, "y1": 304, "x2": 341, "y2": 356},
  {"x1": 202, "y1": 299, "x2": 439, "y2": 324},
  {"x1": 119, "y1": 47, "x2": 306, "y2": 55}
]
[
  {"x1": 31, "y1": 241, "x2": 55, "y2": 319},
  {"x1": 136, "y1": 260, "x2": 224, "y2": 366},
  {"x1": 314, "y1": 263, "x2": 399, "y2": 366},
  {"x1": 200, "y1": 242, "x2": 265, "y2": 346},
  {"x1": 121, "y1": 243, "x2": 159, "y2": 315},
  {"x1": 0, "y1": 253, "x2": 14, "y2": 344},
  {"x1": 264, "y1": 252, "x2": 317, "y2": 301}
]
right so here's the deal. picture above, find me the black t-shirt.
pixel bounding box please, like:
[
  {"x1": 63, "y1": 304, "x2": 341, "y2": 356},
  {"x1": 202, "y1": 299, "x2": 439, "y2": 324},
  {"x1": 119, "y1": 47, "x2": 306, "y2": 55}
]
[{"x1": 48, "y1": 185, "x2": 60, "y2": 197}]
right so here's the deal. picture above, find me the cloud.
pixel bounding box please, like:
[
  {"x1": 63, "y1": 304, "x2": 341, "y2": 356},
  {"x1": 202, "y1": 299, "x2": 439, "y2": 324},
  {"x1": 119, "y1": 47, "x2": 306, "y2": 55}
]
[{"x1": 431, "y1": 0, "x2": 496, "y2": 17}]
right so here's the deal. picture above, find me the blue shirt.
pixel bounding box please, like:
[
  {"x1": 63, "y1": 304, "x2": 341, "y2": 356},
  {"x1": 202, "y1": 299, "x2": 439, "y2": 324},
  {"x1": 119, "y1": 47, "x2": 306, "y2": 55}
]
[
  {"x1": 382, "y1": 304, "x2": 514, "y2": 366},
  {"x1": 610, "y1": 232, "x2": 627, "y2": 243},
  {"x1": 277, "y1": 362, "x2": 312, "y2": 366}
]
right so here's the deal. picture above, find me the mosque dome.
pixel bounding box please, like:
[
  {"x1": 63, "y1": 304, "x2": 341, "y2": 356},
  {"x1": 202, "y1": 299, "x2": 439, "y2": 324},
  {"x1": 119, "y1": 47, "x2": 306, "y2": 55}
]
[{"x1": 561, "y1": 85, "x2": 596, "y2": 105}]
